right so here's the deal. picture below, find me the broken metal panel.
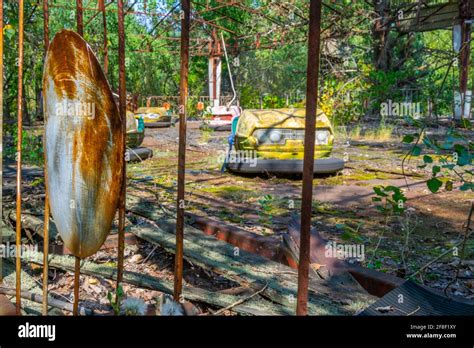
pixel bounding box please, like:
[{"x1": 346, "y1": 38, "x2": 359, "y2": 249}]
[
  {"x1": 395, "y1": 0, "x2": 474, "y2": 33},
  {"x1": 359, "y1": 280, "x2": 474, "y2": 316},
  {"x1": 43, "y1": 30, "x2": 123, "y2": 259}
]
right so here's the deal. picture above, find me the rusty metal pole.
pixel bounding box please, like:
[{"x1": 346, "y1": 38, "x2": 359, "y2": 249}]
[
  {"x1": 459, "y1": 0, "x2": 471, "y2": 121},
  {"x1": 43, "y1": 0, "x2": 49, "y2": 51},
  {"x1": 99, "y1": 0, "x2": 108, "y2": 75},
  {"x1": 211, "y1": 29, "x2": 217, "y2": 103},
  {"x1": 0, "y1": 0, "x2": 4, "y2": 285},
  {"x1": 41, "y1": 197, "x2": 49, "y2": 315},
  {"x1": 73, "y1": 256, "x2": 80, "y2": 315},
  {"x1": 16, "y1": 0, "x2": 25, "y2": 316},
  {"x1": 76, "y1": 0, "x2": 84, "y2": 37},
  {"x1": 116, "y1": 0, "x2": 126, "y2": 307},
  {"x1": 296, "y1": 0, "x2": 322, "y2": 316},
  {"x1": 174, "y1": 0, "x2": 191, "y2": 301},
  {"x1": 41, "y1": 0, "x2": 50, "y2": 315}
]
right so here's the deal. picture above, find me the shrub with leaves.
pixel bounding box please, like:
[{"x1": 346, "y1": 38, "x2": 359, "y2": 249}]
[
  {"x1": 372, "y1": 185, "x2": 407, "y2": 215},
  {"x1": 107, "y1": 285, "x2": 124, "y2": 315},
  {"x1": 258, "y1": 194, "x2": 274, "y2": 226},
  {"x1": 402, "y1": 116, "x2": 473, "y2": 193}
]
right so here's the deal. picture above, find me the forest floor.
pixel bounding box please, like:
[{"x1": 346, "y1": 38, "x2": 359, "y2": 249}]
[{"x1": 1, "y1": 121, "x2": 473, "y2": 315}]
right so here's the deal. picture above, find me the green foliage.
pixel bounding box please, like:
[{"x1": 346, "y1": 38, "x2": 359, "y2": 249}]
[
  {"x1": 404, "y1": 120, "x2": 472, "y2": 193},
  {"x1": 372, "y1": 185, "x2": 407, "y2": 215},
  {"x1": 4, "y1": 126, "x2": 44, "y2": 166},
  {"x1": 107, "y1": 284, "x2": 124, "y2": 315},
  {"x1": 257, "y1": 194, "x2": 274, "y2": 226}
]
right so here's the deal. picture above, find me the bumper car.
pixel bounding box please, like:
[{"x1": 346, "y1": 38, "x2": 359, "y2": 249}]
[
  {"x1": 134, "y1": 106, "x2": 172, "y2": 128},
  {"x1": 126, "y1": 111, "x2": 153, "y2": 162},
  {"x1": 225, "y1": 108, "x2": 344, "y2": 174}
]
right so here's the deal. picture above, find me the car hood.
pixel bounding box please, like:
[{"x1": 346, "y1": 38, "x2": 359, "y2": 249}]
[
  {"x1": 135, "y1": 106, "x2": 168, "y2": 116},
  {"x1": 126, "y1": 110, "x2": 140, "y2": 134},
  {"x1": 235, "y1": 108, "x2": 332, "y2": 138}
]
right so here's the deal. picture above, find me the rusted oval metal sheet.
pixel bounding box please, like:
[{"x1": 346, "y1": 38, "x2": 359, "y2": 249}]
[{"x1": 43, "y1": 30, "x2": 123, "y2": 258}]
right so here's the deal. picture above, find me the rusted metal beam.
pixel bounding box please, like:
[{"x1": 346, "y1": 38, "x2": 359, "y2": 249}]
[
  {"x1": 459, "y1": 0, "x2": 472, "y2": 120},
  {"x1": 76, "y1": 0, "x2": 84, "y2": 36},
  {"x1": 43, "y1": 0, "x2": 49, "y2": 51},
  {"x1": 42, "y1": 196, "x2": 49, "y2": 315},
  {"x1": 174, "y1": 0, "x2": 191, "y2": 302},
  {"x1": 193, "y1": 17, "x2": 237, "y2": 34},
  {"x1": 48, "y1": 2, "x2": 171, "y2": 17},
  {"x1": 15, "y1": 0, "x2": 25, "y2": 316},
  {"x1": 84, "y1": 0, "x2": 113, "y2": 27},
  {"x1": 73, "y1": 256, "x2": 80, "y2": 315},
  {"x1": 42, "y1": 0, "x2": 50, "y2": 316},
  {"x1": 100, "y1": 0, "x2": 108, "y2": 74},
  {"x1": 0, "y1": 0, "x2": 4, "y2": 285},
  {"x1": 138, "y1": 3, "x2": 180, "y2": 52},
  {"x1": 116, "y1": 0, "x2": 127, "y2": 307},
  {"x1": 296, "y1": 0, "x2": 322, "y2": 316}
]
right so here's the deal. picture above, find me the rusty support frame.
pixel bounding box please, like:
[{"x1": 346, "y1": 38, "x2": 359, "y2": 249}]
[
  {"x1": 296, "y1": 0, "x2": 322, "y2": 316},
  {"x1": 0, "y1": 0, "x2": 3, "y2": 285},
  {"x1": 41, "y1": 0, "x2": 50, "y2": 316},
  {"x1": 73, "y1": 256, "x2": 80, "y2": 315},
  {"x1": 48, "y1": 2, "x2": 172, "y2": 18},
  {"x1": 116, "y1": 0, "x2": 127, "y2": 306},
  {"x1": 15, "y1": 0, "x2": 25, "y2": 316},
  {"x1": 100, "y1": 0, "x2": 109, "y2": 75},
  {"x1": 459, "y1": 0, "x2": 471, "y2": 120},
  {"x1": 43, "y1": 0, "x2": 49, "y2": 50},
  {"x1": 77, "y1": 0, "x2": 84, "y2": 36},
  {"x1": 174, "y1": 0, "x2": 191, "y2": 301}
]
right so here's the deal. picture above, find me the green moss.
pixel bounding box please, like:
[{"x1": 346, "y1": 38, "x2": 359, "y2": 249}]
[{"x1": 201, "y1": 185, "x2": 255, "y2": 201}]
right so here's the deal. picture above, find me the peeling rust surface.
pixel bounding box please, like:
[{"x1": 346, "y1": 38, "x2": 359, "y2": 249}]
[{"x1": 43, "y1": 30, "x2": 123, "y2": 258}]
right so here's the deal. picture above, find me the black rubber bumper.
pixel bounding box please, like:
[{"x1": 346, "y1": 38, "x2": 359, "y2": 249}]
[
  {"x1": 126, "y1": 147, "x2": 153, "y2": 162},
  {"x1": 227, "y1": 157, "x2": 345, "y2": 174},
  {"x1": 143, "y1": 121, "x2": 172, "y2": 128}
]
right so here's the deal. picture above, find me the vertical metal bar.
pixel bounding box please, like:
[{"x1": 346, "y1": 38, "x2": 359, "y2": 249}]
[
  {"x1": 174, "y1": 0, "x2": 191, "y2": 301},
  {"x1": 212, "y1": 57, "x2": 217, "y2": 101},
  {"x1": 42, "y1": 199, "x2": 49, "y2": 315},
  {"x1": 116, "y1": 0, "x2": 126, "y2": 307},
  {"x1": 296, "y1": 0, "x2": 322, "y2": 316},
  {"x1": 73, "y1": 256, "x2": 80, "y2": 316},
  {"x1": 0, "y1": 0, "x2": 4, "y2": 285},
  {"x1": 15, "y1": 0, "x2": 25, "y2": 316},
  {"x1": 99, "y1": 0, "x2": 108, "y2": 75},
  {"x1": 459, "y1": 0, "x2": 471, "y2": 120},
  {"x1": 41, "y1": 0, "x2": 50, "y2": 317},
  {"x1": 76, "y1": 0, "x2": 84, "y2": 37},
  {"x1": 43, "y1": 0, "x2": 49, "y2": 51}
]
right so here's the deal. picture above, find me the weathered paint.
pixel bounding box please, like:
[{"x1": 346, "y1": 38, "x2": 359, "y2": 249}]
[
  {"x1": 235, "y1": 108, "x2": 332, "y2": 138},
  {"x1": 134, "y1": 107, "x2": 171, "y2": 123},
  {"x1": 43, "y1": 30, "x2": 123, "y2": 258},
  {"x1": 234, "y1": 108, "x2": 334, "y2": 160}
]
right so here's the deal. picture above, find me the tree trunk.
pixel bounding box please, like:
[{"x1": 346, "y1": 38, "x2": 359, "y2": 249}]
[
  {"x1": 22, "y1": 93, "x2": 31, "y2": 126},
  {"x1": 373, "y1": 0, "x2": 391, "y2": 72}
]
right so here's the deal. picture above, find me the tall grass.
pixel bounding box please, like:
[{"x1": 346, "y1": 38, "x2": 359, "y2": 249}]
[{"x1": 348, "y1": 123, "x2": 395, "y2": 142}]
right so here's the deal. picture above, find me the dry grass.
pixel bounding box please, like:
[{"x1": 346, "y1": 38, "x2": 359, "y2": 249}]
[{"x1": 349, "y1": 123, "x2": 395, "y2": 142}]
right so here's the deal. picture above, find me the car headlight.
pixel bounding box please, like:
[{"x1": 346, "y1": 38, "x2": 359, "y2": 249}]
[
  {"x1": 254, "y1": 129, "x2": 284, "y2": 144},
  {"x1": 268, "y1": 130, "x2": 283, "y2": 143},
  {"x1": 315, "y1": 130, "x2": 330, "y2": 145}
]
